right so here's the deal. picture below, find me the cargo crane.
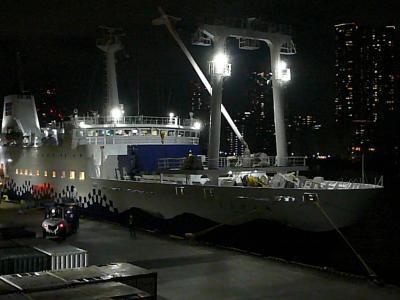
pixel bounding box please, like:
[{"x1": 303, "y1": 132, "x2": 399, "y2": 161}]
[{"x1": 154, "y1": 7, "x2": 296, "y2": 168}]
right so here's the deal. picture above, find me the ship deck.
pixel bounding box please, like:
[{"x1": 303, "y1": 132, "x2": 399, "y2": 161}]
[{"x1": 1, "y1": 203, "x2": 399, "y2": 300}]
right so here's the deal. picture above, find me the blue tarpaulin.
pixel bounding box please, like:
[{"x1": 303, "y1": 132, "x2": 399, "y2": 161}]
[{"x1": 132, "y1": 144, "x2": 200, "y2": 172}]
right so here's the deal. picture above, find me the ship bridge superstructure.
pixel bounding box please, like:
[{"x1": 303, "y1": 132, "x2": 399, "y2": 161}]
[{"x1": 72, "y1": 114, "x2": 201, "y2": 146}]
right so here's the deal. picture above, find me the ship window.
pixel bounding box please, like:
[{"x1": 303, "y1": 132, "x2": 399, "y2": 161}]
[
  {"x1": 168, "y1": 130, "x2": 175, "y2": 136},
  {"x1": 36, "y1": 170, "x2": 40, "y2": 176},
  {"x1": 5, "y1": 102, "x2": 12, "y2": 116},
  {"x1": 132, "y1": 129, "x2": 138, "y2": 135},
  {"x1": 87, "y1": 130, "x2": 94, "y2": 137},
  {"x1": 44, "y1": 170, "x2": 48, "y2": 177},
  {"x1": 79, "y1": 171, "x2": 85, "y2": 181},
  {"x1": 185, "y1": 131, "x2": 190, "y2": 137},
  {"x1": 70, "y1": 171, "x2": 76, "y2": 180},
  {"x1": 178, "y1": 131, "x2": 184, "y2": 137},
  {"x1": 151, "y1": 129, "x2": 158, "y2": 136},
  {"x1": 140, "y1": 129, "x2": 150, "y2": 136},
  {"x1": 52, "y1": 170, "x2": 56, "y2": 178},
  {"x1": 61, "y1": 171, "x2": 66, "y2": 178},
  {"x1": 24, "y1": 169, "x2": 28, "y2": 175},
  {"x1": 16, "y1": 169, "x2": 19, "y2": 175},
  {"x1": 29, "y1": 170, "x2": 33, "y2": 176}
]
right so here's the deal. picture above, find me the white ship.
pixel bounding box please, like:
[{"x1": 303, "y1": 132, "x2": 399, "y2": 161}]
[{"x1": 0, "y1": 21, "x2": 383, "y2": 232}]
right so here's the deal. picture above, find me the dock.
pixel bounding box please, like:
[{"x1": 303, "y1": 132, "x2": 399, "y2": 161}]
[{"x1": 1, "y1": 204, "x2": 399, "y2": 299}]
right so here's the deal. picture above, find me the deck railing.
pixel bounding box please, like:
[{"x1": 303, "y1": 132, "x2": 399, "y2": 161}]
[
  {"x1": 84, "y1": 136, "x2": 199, "y2": 145},
  {"x1": 157, "y1": 155, "x2": 307, "y2": 170},
  {"x1": 74, "y1": 115, "x2": 199, "y2": 128}
]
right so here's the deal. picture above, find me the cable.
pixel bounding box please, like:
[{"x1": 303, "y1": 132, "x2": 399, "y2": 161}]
[{"x1": 313, "y1": 200, "x2": 379, "y2": 282}]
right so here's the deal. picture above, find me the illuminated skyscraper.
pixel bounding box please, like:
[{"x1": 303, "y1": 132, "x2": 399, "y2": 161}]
[
  {"x1": 37, "y1": 84, "x2": 64, "y2": 127},
  {"x1": 189, "y1": 80, "x2": 210, "y2": 153},
  {"x1": 334, "y1": 23, "x2": 398, "y2": 158},
  {"x1": 222, "y1": 72, "x2": 275, "y2": 156}
]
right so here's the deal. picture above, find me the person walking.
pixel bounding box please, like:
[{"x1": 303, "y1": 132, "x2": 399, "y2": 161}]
[{"x1": 128, "y1": 214, "x2": 136, "y2": 238}]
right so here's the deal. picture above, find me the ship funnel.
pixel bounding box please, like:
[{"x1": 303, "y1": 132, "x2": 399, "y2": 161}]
[{"x1": 1, "y1": 94, "x2": 41, "y2": 143}]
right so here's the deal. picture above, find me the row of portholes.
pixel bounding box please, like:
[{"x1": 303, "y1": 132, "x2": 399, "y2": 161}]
[{"x1": 15, "y1": 169, "x2": 85, "y2": 181}]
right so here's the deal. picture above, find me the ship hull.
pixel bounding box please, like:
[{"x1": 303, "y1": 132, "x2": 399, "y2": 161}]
[{"x1": 2, "y1": 171, "x2": 381, "y2": 232}]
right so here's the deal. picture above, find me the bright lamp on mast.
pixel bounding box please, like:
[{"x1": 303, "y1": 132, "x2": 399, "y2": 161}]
[
  {"x1": 209, "y1": 53, "x2": 231, "y2": 76},
  {"x1": 276, "y1": 60, "x2": 291, "y2": 82},
  {"x1": 193, "y1": 121, "x2": 201, "y2": 130},
  {"x1": 110, "y1": 106, "x2": 123, "y2": 120}
]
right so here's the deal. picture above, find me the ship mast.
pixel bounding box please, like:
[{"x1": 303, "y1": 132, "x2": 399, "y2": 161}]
[{"x1": 96, "y1": 26, "x2": 124, "y2": 115}]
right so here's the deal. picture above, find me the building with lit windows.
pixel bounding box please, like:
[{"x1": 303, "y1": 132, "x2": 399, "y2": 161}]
[
  {"x1": 334, "y1": 23, "x2": 398, "y2": 159},
  {"x1": 222, "y1": 73, "x2": 275, "y2": 156},
  {"x1": 188, "y1": 80, "x2": 210, "y2": 153},
  {"x1": 37, "y1": 84, "x2": 64, "y2": 127}
]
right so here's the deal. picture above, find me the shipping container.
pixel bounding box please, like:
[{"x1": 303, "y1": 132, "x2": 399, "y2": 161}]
[
  {"x1": 34, "y1": 245, "x2": 88, "y2": 270},
  {"x1": 0, "y1": 272, "x2": 67, "y2": 293},
  {"x1": 12, "y1": 240, "x2": 88, "y2": 270},
  {"x1": 97, "y1": 263, "x2": 157, "y2": 297},
  {"x1": 28, "y1": 281, "x2": 151, "y2": 300},
  {"x1": 0, "y1": 248, "x2": 50, "y2": 275}
]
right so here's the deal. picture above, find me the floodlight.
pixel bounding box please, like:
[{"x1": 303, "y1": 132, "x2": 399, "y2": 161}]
[
  {"x1": 193, "y1": 121, "x2": 201, "y2": 130},
  {"x1": 110, "y1": 107, "x2": 123, "y2": 120}
]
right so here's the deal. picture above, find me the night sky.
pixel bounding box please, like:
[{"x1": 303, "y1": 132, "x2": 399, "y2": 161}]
[{"x1": 1, "y1": 0, "x2": 398, "y2": 120}]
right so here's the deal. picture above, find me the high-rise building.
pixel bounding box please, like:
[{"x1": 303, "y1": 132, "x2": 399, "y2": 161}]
[
  {"x1": 36, "y1": 84, "x2": 64, "y2": 127},
  {"x1": 287, "y1": 114, "x2": 323, "y2": 156},
  {"x1": 221, "y1": 72, "x2": 275, "y2": 156},
  {"x1": 334, "y1": 23, "x2": 398, "y2": 159},
  {"x1": 188, "y1": 80, "x2": 210, "y2": 154}
]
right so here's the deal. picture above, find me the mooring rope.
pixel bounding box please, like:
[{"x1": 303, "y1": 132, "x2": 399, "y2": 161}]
[{"x1": 313, "y1": 200, "x2": 378, "y2": 281}]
